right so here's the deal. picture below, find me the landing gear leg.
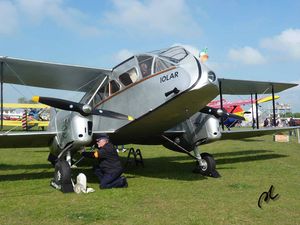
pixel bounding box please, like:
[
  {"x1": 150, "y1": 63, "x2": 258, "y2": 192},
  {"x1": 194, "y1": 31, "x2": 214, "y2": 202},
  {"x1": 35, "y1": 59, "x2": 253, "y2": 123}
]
[
  {"x1": 193, "y1": 147, "x2": 220, "y2": 178},
  {"x1": 161, "y1": 135, "x2": 220, "y2": 178},
  {"x1": 50, "y1": 145, "x2": 74, "y2": 193},
  {"x1": 66, "y1": 150, "x2": 72, "y2": 166}
]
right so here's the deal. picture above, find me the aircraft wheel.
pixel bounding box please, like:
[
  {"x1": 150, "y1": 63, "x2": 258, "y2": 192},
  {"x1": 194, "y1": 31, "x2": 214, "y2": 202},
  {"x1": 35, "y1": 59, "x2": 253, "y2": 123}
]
[
  {"x1": 193, "y1": 152, "x2": 217, "y2": 177},
  {"x1": 54, "y1": 159, "x2": 71, "y2": 186},
  {"x1": 200, "y1": 152, "x2": 216, "y2": 176}
]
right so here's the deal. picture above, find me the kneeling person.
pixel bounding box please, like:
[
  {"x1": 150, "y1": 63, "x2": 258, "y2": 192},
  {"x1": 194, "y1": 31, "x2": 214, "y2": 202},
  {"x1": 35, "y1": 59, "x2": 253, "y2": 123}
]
[{"x1": 82, "y1": 135, "x2": 127, "y2": 189}]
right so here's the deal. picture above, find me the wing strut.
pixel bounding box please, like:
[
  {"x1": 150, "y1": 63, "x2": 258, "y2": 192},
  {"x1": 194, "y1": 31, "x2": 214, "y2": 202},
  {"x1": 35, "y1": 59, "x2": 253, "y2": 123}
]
[
  {"x1": 1, "y1": 62, "x2": 3, "y2": 130},
  {"x1": 255, "y1": 93, "x2": 259, "y2": 129},
  {"x1": 218, "y1": 79, "x2": 280, "y2": 130},
  {"x1": 218, "y1": 79, "x2": 224, "y2": 131},
  {"x1": 87, "y1": 75, "x2": 108, "y2": 105},
  {"x1": 272, "y1": 85, "x2": 276, "y2": 127},
  {"x1": 250, "y1": 94, "x2": 254, "y2": 128}
]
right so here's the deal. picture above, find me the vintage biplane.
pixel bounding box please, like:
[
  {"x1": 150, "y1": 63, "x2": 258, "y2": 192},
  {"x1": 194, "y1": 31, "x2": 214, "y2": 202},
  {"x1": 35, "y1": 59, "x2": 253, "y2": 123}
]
[
  {"x1": 0, "y1": 46, "x2": 298, "y2": 190},
  {"x1": 207, "y1": 95, "x2": 280, "y2": 129},
  {"x1": 2, "y1": 103, "x2": 49, "y2": 130}
]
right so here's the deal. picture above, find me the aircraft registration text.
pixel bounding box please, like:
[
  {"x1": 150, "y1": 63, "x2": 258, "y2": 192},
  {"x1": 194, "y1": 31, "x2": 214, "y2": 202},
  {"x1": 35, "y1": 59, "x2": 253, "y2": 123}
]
[{"x1": 160, "y1": 71, "x2": 179, "y2": 83}]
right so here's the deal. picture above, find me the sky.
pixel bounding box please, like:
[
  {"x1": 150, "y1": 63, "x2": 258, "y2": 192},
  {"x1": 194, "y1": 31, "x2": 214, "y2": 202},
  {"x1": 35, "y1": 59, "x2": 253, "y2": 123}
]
[{"x1": 0, "y1": 0, "x2": 299, "y2": 112}]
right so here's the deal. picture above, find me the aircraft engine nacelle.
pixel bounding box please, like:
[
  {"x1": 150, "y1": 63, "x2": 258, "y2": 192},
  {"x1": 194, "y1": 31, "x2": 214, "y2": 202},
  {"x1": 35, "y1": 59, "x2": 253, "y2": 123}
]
[
  {"x1": 49, "y1": 111, "x2": 93, "y2": 156},
  {"x1": 193, "y1": 112, "x2": 221, "y2": 144},
  {"x1": 163, "y1": 112, "x2": 221, "y2": 152}
]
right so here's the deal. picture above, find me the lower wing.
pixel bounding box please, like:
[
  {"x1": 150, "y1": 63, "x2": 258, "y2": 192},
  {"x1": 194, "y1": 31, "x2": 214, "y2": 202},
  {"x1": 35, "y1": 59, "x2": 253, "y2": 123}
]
[
  {"x1": 221, "y1": 127, "x2": 300, "y2": 140},
  {"x1": 0, "y1": 131, "x2": 56, "y2": 148}
]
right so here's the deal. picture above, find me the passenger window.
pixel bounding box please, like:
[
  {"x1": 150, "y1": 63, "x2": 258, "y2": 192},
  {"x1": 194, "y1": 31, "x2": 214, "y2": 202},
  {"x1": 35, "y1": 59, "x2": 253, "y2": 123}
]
[
  {"x1": 109, "y1": 80, "x2": 120, "y2": 95},
  {"x1": 119, "y1": 68, "x2": 138, "y2": 86},
  {"x1": 154, "y1": 58, "x2": 173, "y2": 73},
  {"x1": 97, "y1": 83, "x2": 109, "y2": 101},
  {"x1": 137, "y1": 55, "x2": 153, "y2": 78}
]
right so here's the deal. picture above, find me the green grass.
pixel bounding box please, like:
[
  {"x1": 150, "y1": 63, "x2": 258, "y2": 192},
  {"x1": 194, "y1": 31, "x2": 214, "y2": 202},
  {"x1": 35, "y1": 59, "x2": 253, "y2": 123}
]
[{"x1": 0, "y1": 134, "x2": 299, "y2": 225}]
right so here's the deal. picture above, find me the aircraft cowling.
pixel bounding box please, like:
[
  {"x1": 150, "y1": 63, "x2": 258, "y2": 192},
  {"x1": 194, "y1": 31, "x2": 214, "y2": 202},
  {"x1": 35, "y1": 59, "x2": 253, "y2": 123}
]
[
  {"x1": 163, "y1": 112, "x2": 221, "y2": 152},
  {"x1": 49, "y1": 111, "x2": 93, "y2": 156}
]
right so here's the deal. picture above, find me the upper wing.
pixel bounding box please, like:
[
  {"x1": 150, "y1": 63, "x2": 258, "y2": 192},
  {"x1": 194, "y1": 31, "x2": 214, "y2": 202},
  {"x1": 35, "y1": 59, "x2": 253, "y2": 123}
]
[
  {"x1": 218, "y1": 78, "x2": 298, "y2": 95},
  {"x1": 0, "y1": 56, "x2": 112, "y2": 92},
  {"x1": 221, "y1": 127, "x2": 300, "y2": 140},
  {"x1": 3, "y1": 120, "x2": 49, "y2": 127},
  {"x1": 213, "y1": 96, "x2": 280, "y2": 108},
  {"x1": 3, "y1": 103, "x2": 49, "y2": 109},
  {"x1": 0, "y1": 131, "x2": 56, "y2": 148}
]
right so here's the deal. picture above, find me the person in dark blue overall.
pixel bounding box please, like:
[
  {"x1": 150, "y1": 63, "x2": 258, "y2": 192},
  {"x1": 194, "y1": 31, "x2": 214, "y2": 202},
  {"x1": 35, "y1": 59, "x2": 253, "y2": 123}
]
[{"x1": 82, "y1": 135, "x2": 127, "y2": 189}]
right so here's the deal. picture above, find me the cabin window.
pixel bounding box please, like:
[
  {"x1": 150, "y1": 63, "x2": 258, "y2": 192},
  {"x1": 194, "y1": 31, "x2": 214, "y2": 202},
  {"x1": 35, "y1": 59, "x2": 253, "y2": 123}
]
[
  {"x1": 109, "y1": 80, "x2": 120, "y2": 95},
  {"x1": 154, "y1": 58, "x2": 173, "y2": 73},
  {"x1": 119, "y1": 68, "x2": 138, "y2": 86},
  {"x1": 137, "y1": 55, "x2": 153, "y2": 78}
]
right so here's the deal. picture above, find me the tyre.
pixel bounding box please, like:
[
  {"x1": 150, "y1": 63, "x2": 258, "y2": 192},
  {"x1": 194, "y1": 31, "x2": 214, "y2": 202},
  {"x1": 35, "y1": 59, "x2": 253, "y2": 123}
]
[
  {"x1": 199, "y1": 152, "x2": 216, "y2": 176},
  {"x1": 54, "y1": 159, "x2": 71, "y2": 186}
]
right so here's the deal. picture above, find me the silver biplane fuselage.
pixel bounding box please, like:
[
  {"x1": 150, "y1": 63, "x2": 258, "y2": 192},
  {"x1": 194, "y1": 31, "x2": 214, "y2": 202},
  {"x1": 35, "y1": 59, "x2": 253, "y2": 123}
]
[{"x1": 48, "y1": 47, "x2": 220, "y2": 155}]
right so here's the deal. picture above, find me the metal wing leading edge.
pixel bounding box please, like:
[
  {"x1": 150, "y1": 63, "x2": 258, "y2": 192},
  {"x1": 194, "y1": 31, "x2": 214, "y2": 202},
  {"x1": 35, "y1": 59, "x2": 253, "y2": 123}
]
[{"x1": 0, "y1": 56, "x2": 112, "y2": 92}]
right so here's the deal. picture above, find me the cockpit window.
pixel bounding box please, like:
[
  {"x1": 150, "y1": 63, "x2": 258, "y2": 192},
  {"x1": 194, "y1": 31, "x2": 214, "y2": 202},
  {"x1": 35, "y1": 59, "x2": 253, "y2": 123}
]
[
  {"x1": 109, "y1": 80, "x2": 120, "y2": 95},
  {"x1": 137, "y1": 55, "x2": 153, "y2": 77},
  {"x1": 154, "y1": 58, "x2": 174, "y2": 73},
  {"x1": 156, "y1": 46, "x2": 189, "y2": 63},
  {"x1": 119, "y1": 68, "x2": 138, "y2": 86},
  {"x1": 79, "y1": 77, "x2": 105, "y2": 104},
  {"x1": 97, "y1": 84, "x2": 109, "y2": 101}
]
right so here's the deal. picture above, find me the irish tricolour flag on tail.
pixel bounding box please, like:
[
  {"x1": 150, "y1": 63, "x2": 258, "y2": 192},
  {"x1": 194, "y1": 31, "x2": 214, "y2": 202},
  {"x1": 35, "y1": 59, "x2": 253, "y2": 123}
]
[{"x1": 199, "y1": 48, "x2": 209, "y2": 63}]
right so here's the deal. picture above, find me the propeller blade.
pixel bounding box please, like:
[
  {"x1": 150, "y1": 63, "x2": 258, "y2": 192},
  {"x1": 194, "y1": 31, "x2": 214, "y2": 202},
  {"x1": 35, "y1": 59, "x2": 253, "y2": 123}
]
[
  {"x1": 91, "y1": 109, "x2": 134, "y2": 121},
  {"x1": 200, "y1": 106, "x2": 245, "y2": 120},
  {"x1": 223, "y1": 112, "x2": 245, "y2": 121},
  {"x1": 32, "y1": 96, "x2": 83, "y2": 113},
  {"x1": 200, "y1": 106, "x2": 222, "y2": 117},
  {"x1": 32, "y1": 96, "x2": 134, "y2": 121}
]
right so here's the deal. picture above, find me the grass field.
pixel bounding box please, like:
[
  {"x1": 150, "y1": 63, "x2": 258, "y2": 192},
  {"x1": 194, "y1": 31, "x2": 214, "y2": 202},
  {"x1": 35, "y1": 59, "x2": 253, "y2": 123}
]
[{"x1": 0, "y1": 134, "x2": 299, "y2": 225}]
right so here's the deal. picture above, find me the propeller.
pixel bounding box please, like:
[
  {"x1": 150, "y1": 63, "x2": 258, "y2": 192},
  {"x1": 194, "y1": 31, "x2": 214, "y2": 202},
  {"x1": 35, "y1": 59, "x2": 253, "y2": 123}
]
[
  {"x1": 32, "y1": 96, "x2": 134, "y2": 121},
  {"x1": 200, "y1": 106, "x2": 245, "y2": 121}
]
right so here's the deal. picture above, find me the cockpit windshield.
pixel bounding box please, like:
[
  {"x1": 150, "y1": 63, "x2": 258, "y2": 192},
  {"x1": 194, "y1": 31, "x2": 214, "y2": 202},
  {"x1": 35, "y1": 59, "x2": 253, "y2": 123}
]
[
  {"x1": 153, "y1": 46, "x2": 189, "y2": 64},
  {"x1": 79, "y1": 77, "x2": 106, "y2": 104}
]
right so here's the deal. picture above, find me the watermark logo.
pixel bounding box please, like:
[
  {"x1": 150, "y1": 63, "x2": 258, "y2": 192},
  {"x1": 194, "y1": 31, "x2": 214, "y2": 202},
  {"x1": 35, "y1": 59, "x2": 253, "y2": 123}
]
[{"x1": 258, "y1": 185, "x2": 279, "y2": 208}]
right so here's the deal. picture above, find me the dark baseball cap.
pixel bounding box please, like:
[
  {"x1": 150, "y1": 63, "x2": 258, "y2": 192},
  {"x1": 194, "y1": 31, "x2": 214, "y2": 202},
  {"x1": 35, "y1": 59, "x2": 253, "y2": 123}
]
[{"x1": 96, "y1": 134, "x2": 109, "y2": 141}]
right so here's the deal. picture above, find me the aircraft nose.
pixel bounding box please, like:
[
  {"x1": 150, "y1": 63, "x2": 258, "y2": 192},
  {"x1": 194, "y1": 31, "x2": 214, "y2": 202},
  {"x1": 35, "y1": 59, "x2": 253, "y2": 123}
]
[{"x1": 207, "y1": 71, "x2": 216, "y2": 83}]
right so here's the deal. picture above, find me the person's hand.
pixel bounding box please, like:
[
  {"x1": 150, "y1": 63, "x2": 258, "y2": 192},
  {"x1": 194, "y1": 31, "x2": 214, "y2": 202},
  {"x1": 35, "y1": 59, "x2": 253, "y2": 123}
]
[{"x1": 81, "y1": 151, "x2": 95, "y2": 158}]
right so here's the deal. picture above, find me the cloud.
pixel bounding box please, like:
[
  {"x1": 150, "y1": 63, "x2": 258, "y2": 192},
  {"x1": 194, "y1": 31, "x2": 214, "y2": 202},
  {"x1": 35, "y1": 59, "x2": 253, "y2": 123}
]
[
  {"x1": 228, "y1": 46, "x2": 266, "y2": 65},
  {"x1": 18, "y1": 0, "x2": 102, "y2": 36},
  {"x1": 1, "y1": 0, "x2": 101, "y2": 37},
  {"x1": 0, "y1": 1, "x2": 19, "y2": 35},
  {"x1": 261, "y1": 28, "x2": 300, "y2": 60},
  {"x1": 114, "y1": 49, "x2": 135, "y2": 62},
  {"x1": 103, "y1": 0, "x2": 201, "y2": 37}
]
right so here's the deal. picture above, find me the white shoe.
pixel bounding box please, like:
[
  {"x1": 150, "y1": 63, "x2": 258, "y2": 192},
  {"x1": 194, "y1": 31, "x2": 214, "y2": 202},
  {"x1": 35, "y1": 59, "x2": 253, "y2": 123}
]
[{"x1": 122, "y1": 148, "x2": 127, "y2": 152}]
